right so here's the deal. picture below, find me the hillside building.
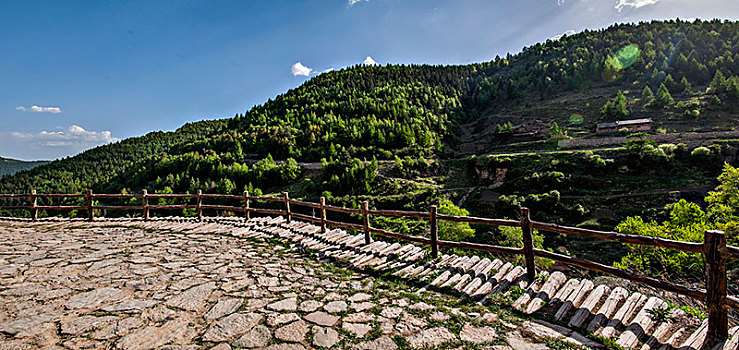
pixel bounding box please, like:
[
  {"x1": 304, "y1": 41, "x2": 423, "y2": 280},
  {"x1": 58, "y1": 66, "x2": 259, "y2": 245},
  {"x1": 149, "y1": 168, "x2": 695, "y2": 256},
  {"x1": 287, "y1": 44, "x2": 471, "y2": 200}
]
[{"x1": 596, "y1": 118, "x2": 653, "y2": 133}]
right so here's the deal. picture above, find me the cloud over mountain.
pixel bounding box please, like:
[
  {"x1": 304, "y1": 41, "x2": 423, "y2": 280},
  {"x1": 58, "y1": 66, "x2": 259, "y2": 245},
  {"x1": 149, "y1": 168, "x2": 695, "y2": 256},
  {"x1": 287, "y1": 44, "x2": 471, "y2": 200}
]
[
  {"x1": 291, "y1": 62, "x2": 313, "y2": 76},
  {"x1": 615, "y1": 0, "x2": 660, "y2": 12},
  {"x1": 362, "y1": 56, "x2": 379, "y2": 66}
]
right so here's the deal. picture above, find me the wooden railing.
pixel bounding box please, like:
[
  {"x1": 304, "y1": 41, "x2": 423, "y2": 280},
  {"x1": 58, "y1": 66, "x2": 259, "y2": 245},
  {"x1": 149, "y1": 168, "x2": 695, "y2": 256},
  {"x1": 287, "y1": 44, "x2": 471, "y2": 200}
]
[{"x1": 1, "y1": 190, "x2": 738, "y2": 338}]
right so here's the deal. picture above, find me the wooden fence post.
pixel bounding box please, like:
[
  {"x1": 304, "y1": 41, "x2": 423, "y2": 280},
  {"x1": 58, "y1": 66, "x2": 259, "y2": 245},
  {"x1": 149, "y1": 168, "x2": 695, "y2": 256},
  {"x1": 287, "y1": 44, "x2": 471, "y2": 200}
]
[
  {"x1": 284, "y1": 192, "x2": 291, "y2": 223},
  {"x1": 320, "y1": 197, "x2": 327, "y2": 233},
  {"x1": 362, "y1": 201, "x2": 370, "y2": 244},
  {"x1": 520, "y1": 207, "x2": 536, "y2": 281},
  {"x1": 30, "y1": 189, "x2": 38, "y2": 221},
  {"x1": 86, "y1": 189, "x2": 94, "y2": 221},
  {"x1": 196, "y1": 190, "x2": 203, "y2": 221},
  {"x1": 704, "y1": 230, "x2": 729, "y2": 339},
  {"x1": 244, "y1": 190, "x2": 250, "y2": 220},
  {"x1": 142, "y1": 189, "x2": 149, "y2": 221},
  {"x1": 430, "y1": 205, "x2": 438, "y2": 259}
]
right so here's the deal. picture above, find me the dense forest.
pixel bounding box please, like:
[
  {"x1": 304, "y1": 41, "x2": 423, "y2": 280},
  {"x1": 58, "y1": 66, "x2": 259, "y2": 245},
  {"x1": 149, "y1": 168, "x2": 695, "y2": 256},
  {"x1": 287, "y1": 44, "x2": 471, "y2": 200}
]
[{"x1": 3, "y1": 19, "x2": 739, "y2": 285}]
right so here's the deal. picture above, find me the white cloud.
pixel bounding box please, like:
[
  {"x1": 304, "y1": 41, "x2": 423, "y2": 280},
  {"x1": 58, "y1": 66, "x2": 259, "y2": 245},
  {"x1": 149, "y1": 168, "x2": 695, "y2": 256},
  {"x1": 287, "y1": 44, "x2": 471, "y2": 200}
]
[
  {"x1": 614, "y1": 0, "x2": 660, "y2": 12},
  {"x1": 11, "y1": 125, "x2": 120, "y2": 147},
  {"x1": 557, "y1": 0, "x2": 566, "y2": 5},
  {"x1": 348, "y1": 0, "x2": 369, "y2": 6},
  {"x1": 550, "y1": 30, "x2": 577, "y2": 41},
  {"x1": 1, "y1": 125, "x2": 120, "y2": 160},
  {"x1": 16, "y1": 105, "x2": 62, "y2": 114},
  {"x1": 362, "y1": 56, "x2": 379, "y2": 66},
  {"x1": 291, "y1": 62, "x2": 313, "y2": 76}
]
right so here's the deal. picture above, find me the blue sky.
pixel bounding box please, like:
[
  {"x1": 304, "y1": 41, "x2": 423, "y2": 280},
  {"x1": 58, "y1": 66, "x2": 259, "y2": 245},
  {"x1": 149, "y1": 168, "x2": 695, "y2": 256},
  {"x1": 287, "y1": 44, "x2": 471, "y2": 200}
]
[{"x1": 1, "y1": 0, "x2": 738, "y2": 160}]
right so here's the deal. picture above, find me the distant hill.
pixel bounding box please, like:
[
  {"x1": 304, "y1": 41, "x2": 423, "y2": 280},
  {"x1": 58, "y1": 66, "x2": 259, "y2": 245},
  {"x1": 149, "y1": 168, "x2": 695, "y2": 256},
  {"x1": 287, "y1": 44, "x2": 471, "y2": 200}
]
[{"x1": 0, "y1": 157, "x2": 49, "y2": 178}]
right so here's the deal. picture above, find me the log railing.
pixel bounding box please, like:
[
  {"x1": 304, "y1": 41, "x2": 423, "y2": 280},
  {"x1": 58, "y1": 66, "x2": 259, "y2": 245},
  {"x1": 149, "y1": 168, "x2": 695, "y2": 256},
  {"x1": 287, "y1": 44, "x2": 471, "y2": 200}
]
[{"x1": 1, "y1": 190, "x2": 738, "y2": 338}]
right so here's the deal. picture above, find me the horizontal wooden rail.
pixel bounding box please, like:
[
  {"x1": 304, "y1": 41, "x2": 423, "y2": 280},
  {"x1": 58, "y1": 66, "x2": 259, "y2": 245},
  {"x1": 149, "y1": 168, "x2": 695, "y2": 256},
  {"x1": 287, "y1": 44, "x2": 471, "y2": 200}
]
[
  {"x1": 532, "y1": 221, "x2": 705, "y2": 253},
  {"x1": 288, "y1": 199, "x2": 322, "y2": 209},
  {"x1": 368, "y1": 226, "x2": 432, "y2": 244},
  {"x1": 728, "y1": 296, "x2": 739, "y2": 311},
  {"x1": 248, "y1": 196, "x2": 285, "y2": 202},
  {"x1": 36, "y1": 205, "x2": 87, "y2": 210},
  {"x1": 147, "y1": 194, "x2": 196, "y2": 198},
  {"x1": 36, "y1": 193, "x2": 86, "y2": 199},
  {"x1": 200, "y1": 194, "x2": 244, "y2": 200},
  {"x1": 726, "y1": 246, "x2": 739, "y2": 260},
  {"x1": 325, "y1": 219, "x2": 364, "y2": 231},
  {"x1": 439, "y1": 240, "x2": 525, "y2": 256},
  {"x1": 291, "y1": 212, "x2": 321, "y2": 224},
  {"x1": 324, "y1": 204, "x2": 363, "y2": 215},
  {"x1": 367, "y1": 209, "x2": 430, "y2": 219},
  {"x1": 92, "y1": 194, "x2": 140, "y2": 199},
  {"x1": 249, "y1": 208, "x2": 286, "y2": 216},
  {"x1": 147, "y1": 205, "x2": 198, "y2": 210},
  {"x1": 533, "y1": 249, "x2": 707, "y2": 301},
  {"x1": 200, "y1": 204, "x2": 245, "y2": 211},
  {"x1": 438, "y1": 214, "x2": 521, "y2": 227},
  {"x1": 0, "y1": 194, "x2": 32, "y2": 198},
  {"x1": 93, "y1": 205, "x2": 143, "y2": 211}
]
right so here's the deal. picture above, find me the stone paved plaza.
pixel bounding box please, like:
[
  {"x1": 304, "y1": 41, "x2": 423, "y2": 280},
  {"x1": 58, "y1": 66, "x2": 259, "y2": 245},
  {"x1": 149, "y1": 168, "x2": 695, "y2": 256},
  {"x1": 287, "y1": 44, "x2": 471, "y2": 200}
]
[{"x1": 0, "y1": 219, "x2": 550, "y2": 350}]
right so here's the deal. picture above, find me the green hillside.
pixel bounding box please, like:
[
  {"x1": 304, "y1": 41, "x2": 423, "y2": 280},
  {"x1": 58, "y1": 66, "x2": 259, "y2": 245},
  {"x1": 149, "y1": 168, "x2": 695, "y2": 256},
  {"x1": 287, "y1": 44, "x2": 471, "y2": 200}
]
[
  {"x1": 0, "y1": 157, "x2": 48, "y2": 178},
  {"x1": 3, "y1": 19, "x2": 739, "y2": 228}
]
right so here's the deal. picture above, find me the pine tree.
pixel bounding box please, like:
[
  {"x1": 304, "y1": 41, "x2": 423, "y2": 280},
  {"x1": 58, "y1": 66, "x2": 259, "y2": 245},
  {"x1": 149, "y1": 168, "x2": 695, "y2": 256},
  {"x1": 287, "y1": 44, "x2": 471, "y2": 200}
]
[
  {"x1": 613, "y1": 90, "x2": 629, "y2": 117},
  {"x1": 709, "y1": 70, "x2": 726, "y2": 93},
  {"x1": 234, "y1": 141, "x2": 243, "y2": 159},
  {"x1": 642, "y1": 85, "x2": 655, "y2": 105},
  {"x1": 728, "y1": 77, "x2": 739, "y2": 99},
  {"x1": 654, "y1": 83, "x2": 674, "y2": 107},
  {"x1": 505, "y1": 121, "x2": 514, "y2": 132},
  {"x1": 549, "y1": 122, "x2": 563, "y2": 137},
  {"x1": 664, "y1": 74, "x2": 678, "y2": 91},
  {"x1": 680, "y1": 77, "x2": 691, "y2": 93},
  {"x1": 601, "y1": 90, "x2": 630, "y2": 118}
]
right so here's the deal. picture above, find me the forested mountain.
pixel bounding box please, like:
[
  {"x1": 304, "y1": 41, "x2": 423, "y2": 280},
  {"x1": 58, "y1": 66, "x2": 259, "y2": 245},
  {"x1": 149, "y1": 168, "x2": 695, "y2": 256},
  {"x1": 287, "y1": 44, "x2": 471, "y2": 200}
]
[
  {"x1": 1, "y1": 121, "x2": 227, "y2": 195},
  {"x1": 4, "y1": 19, "x2": 739, "y2": 210},
  {"x1": 0, "y1": 157, "x2": 48, "y2": 178}
]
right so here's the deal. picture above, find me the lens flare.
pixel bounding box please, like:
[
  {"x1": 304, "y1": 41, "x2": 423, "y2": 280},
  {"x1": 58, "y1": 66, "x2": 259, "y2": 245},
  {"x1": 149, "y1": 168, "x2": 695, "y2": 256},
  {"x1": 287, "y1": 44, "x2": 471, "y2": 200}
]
[
  {"x1": 569, "y1": 114, "x2": 584, "y2": 125},
  {"x1": 602, "y1": 44, "x2": 640, "y2": 82},
  {"x1": 613, "y1": 44, "x2": 640, "y2": 70}
]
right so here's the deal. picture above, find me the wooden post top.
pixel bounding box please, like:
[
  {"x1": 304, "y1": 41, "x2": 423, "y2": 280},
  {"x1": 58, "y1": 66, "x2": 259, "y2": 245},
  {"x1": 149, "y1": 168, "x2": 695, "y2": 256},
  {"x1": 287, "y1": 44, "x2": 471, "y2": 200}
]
[
  {"x1": 705, "y1": 230, "x2": 725, "y2": 235},
  {"x1": 521, "y1": 207, "x2": 531, "y2": 217}
]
